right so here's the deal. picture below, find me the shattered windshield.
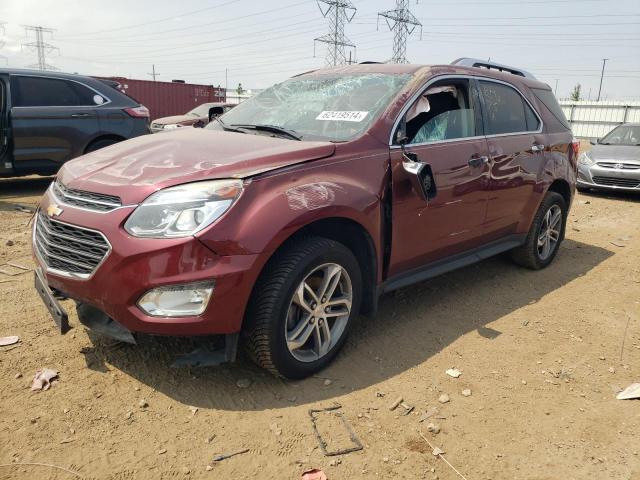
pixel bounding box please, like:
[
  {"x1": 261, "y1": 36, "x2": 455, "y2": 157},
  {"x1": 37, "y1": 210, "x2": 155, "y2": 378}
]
[{"x1": 208, "y1": 73, "x2": 411, "y2": 142}]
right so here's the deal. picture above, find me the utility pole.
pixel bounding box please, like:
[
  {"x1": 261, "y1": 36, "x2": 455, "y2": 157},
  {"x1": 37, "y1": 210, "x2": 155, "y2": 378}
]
[
  {"x1": 597, "y1": 58, "x2": 608, "y2": 102},
  {"x1": 378, "y1": 0, "x2": 422, "y2": 64},
  {"x1": 21, "y1": 25, "x2": 59, "y2": 70},
  {"x1": 554, "y1": 79, "x2": 559, "y2": 96},
  {"x1": 314, "y1": 0, "x2": 357, "y2": 66},
  {"x1": 147, "y1": 64, "x2": 159, "y2": 81}
]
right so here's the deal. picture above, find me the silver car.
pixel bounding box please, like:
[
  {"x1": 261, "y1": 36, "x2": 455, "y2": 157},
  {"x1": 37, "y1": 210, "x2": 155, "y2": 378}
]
[{"x1": 577, "y1": 123, "x2": 640, "y2": 192}]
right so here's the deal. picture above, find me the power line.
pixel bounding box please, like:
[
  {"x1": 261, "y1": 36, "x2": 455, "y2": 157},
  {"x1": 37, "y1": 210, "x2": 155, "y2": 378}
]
[
  {"x1": 314, "y1": 0, "x2": 357, "y2": 66},
  {"x1": 378, "y1": 0, "x2": 421, "y2": 64},
  {"x1": 21, "y1": 25, "x2": 59, "y2": 71}
]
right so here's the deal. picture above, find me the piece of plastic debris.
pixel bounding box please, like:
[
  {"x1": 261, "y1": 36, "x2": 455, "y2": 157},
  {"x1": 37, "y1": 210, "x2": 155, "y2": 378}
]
[
  {"x1": 461, "y1": 389, "x2": 472, "y2": 397},
  {"x1": 301, "y1": 469, "x2": 327, "y2": 480},
  {"x1": 212, "y1": 448, "x2": 249, "y2": 462},
  {"x1": 323, "y1": 379, "x2": 332, "y2": 386},
  {"x1": 432, "y1": 447, "x2": 445, "y2": 456},
  {"x1": 31, "y1": 368, "x2": 58, "y2": 391},
  {"x1": 438, "y1": 394, "x2": 450, "y2": 404},
  {"x1": 0, "y1": 336, "x2": 19, "y2": 346},
  {"x1": 616, "y1": 383, "x2": 640, "y2": 400},
  {"x1": 446, "y1": 368, "x2": 462, "y2": 378},
  {"x1": 389, "y1": 396, "x2": 403, "y2": 410}
]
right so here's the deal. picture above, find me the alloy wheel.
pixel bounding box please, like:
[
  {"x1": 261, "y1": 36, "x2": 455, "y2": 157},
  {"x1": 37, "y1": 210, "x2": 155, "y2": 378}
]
[
  {"x1": 285, "y1": 263, "x2": 353, "y2": 362},
  {"x1": 537, "y1": 204, "x2": 562, "y2": 260}
]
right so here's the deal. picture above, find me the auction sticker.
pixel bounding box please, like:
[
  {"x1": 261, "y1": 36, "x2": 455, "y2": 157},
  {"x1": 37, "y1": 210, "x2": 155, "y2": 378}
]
[{"x1": 316, "y1": 111, "x2": 369, "y2": 122}]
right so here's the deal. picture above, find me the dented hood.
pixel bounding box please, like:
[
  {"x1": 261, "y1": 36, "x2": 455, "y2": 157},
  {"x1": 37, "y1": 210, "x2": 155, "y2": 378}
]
[{"x1": 58, "y1": 129, "x2": 336, "y2": 204}]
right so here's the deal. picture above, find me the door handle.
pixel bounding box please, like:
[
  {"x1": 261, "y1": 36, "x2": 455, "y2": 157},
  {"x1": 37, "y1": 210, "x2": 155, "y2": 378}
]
[
  {"x1": 70, "y1": 113, "x2": 90, "y2": 118},
  {"x1": 468, "y1": 155, "x2": 489, "y2": 168},
  {"x1": 531, "y1": 143, "x2": 545, "y2": 152}
]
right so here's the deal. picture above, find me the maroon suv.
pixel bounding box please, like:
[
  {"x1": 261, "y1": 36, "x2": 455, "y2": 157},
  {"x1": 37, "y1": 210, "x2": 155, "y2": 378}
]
[{"x1": 33, "y1": 59, "x2": 578, "y2": 378}]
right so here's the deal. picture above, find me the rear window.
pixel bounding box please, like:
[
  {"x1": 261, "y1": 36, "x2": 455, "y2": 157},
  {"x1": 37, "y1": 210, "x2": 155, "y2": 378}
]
[
  {"x1": 531, "y1": 88, "x2": 570, "y2": 130},
  {"x1": 479, "y1": 81, "x2": 540, "y2": 135},
  {"x1": 11, "y1": 76, "x2": 104, "y2": 107}
]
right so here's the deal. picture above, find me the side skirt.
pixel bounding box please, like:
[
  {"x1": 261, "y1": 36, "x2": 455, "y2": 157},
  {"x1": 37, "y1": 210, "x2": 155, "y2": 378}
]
[{"x1": 380, "y1": 234, "x2": 526, "y2": 294}]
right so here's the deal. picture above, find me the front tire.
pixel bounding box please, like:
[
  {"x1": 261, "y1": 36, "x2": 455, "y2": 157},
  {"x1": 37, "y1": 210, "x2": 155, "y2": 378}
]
[
  {"x1": 243, "y1": 236, "x2": 362, "y2": 379},
  {"x1": 510, "y1": 191, "x2": 567, "y2": 270}
]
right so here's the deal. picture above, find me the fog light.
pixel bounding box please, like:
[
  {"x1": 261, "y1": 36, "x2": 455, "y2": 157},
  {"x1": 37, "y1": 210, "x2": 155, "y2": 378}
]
[{"x1": 138, "y1": 281, "x2": 214, "y2": 317}]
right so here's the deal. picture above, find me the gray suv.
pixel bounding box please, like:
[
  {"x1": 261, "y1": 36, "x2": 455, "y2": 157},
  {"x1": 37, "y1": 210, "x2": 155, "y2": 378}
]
[
  {"x1": 0, "y1": 69, "x2": 150, "y2": 178},
  {"x1": 578, "y1": 123, "x2": 640, "y2": 192}
]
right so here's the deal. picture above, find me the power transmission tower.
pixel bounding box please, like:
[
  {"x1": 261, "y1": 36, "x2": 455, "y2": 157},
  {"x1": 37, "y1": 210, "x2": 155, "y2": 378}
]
[
  {"x1": 22, "y1": 25, "x2": 59, "y2": 70},
  {"x1": 378, "y1": 0, "x2": 422, "y2": 64},
  {"x1": 314, "y1": 0, "x2": 357, "y2": 66}
]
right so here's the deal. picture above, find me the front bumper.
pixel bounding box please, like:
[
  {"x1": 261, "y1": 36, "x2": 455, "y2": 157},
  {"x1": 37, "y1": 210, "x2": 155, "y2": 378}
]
[
  {"x1": 577, "y1": 162, "x2": 640, "y2": 192},
  {"x1": 32, "y1": 188, "x2": 262, "y2": 336}
]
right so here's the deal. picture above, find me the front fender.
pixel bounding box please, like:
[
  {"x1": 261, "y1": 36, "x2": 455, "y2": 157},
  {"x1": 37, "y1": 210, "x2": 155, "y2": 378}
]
[{"x1": 197, "y1": 156, "x2": 387, "y2": 257}]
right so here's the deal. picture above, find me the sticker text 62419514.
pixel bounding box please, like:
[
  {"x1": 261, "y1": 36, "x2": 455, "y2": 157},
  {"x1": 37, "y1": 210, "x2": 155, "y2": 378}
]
[{"x1": 316, "y1": 111, "x2": 369, "y2": 122}]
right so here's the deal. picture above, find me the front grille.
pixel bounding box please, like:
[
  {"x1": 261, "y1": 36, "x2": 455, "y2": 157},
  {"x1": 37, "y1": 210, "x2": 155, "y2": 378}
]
[
  {"x1": 592, "y1": 176, "x2": 640, "y2": 188},
  {"x1": 53, "y1": 181, "x2": 122, "y2": 212},
  {"x1": 34, "y1": 213, "x2": 110, "y2": 277},
  {"x1": 596, "y1": 162, "x2": 640, "y2": 170}
]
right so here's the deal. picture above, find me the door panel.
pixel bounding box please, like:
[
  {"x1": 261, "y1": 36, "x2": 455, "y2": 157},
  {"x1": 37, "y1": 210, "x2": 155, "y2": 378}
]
[
  {"x1": 484, "y1": 133, "x2": 545, "y2": 239},
  {"x1": 11, "y1": 107, "x2": 99, "y2": 166},
  {"x1": 389, "y1": 137, "x2": 490, "y2": 276}
]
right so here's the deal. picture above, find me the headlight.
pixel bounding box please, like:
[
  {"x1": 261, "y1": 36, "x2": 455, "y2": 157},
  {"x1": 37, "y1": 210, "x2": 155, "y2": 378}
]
[
  {"x1": 163, "y1": 124, "x2": 184, "y2": 130},
  {"x1": 578, "y1": 151, "x2": 594, "y2": 166},
  {"x1": 124, "y1": 180, "x2": 243, "y2": 238}
]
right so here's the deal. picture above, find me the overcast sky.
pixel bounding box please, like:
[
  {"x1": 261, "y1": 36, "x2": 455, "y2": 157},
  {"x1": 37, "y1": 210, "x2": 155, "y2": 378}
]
[{"x1": 1, "y1": 0, "x2": 639, "y2": 99}]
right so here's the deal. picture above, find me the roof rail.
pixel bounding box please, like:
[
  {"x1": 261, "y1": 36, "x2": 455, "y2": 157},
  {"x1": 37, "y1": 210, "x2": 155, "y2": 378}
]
[{"x1": 451, "y1": 58, "x2": 537, "y2": 80}]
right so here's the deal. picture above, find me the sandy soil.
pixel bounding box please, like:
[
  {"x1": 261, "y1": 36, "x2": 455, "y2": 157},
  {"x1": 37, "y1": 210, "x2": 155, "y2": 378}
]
[{"x1": 0, "y1": 175, "x2": 639, "y2": 480}]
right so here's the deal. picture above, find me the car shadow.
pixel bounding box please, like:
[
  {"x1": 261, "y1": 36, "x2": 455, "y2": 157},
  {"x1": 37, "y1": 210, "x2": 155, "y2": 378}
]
[
  {"x1": 578, "y1": 188, "x2": 640, "y2": 203},
  {"x1": 84, "y1": 239, "x2": 612, "y2": 411},
  {"x1": 0, "y1": 176, "x2": 53, "y2": 211}
]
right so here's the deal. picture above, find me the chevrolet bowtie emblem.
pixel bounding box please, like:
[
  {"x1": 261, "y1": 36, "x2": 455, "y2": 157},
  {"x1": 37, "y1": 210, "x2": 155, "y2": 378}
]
[{"x1": 47, "y1": 204, "x2": 63, "y2": 217}]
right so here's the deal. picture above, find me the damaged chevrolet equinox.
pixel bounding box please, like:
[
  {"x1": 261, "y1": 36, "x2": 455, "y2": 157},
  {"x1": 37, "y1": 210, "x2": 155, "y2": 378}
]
[{"x1": 33, "y1": 59, "x2": 578, "y2": 378}]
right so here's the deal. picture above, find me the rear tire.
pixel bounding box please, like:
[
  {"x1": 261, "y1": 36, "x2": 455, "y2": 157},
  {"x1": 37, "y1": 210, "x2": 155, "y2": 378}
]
[
  {"x1": 243, "y1": 236, "x2": 362, "y2": 379},
  {"x1": 85, "y1": 138, "x2": 120, "y2": 153},
  {"x1": 510, "y1": 191, "x2": 567, "y2": 270}
]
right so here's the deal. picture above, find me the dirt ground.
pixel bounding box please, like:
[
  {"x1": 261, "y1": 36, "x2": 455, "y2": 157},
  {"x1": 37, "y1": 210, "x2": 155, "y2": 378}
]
[{"x1": 0, "y1": 175, "x2": 639, "y2": 480}]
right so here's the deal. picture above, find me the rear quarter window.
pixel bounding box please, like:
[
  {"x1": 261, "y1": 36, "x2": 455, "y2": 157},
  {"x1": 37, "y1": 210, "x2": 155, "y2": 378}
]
[
  {"x1": 531, "y1": 88, "x2": 570, "y2": 130},
  {"x1": 479, "y1": 80, "x2": 540, "y2": 135}
]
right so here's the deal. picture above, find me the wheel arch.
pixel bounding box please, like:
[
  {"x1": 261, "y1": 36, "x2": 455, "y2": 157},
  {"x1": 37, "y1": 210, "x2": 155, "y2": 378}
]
[
  {"x1": 546, "y1": 178, "x2": 572, "y2": 208},
  {"x1": 84, "y1": 134, "x2": 126, "y2": 154},
  {"x1": 248, "y1": 215, "x2": 379, "y2": 323}
]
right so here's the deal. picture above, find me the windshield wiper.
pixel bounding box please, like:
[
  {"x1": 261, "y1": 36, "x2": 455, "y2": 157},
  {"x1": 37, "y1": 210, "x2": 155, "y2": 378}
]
[
  {"x1": 230, "y1": 124, "x2": 302, "y2": 141},
  {"x1": 215, "y1": 117, "x2": 246, "y2": 134}
]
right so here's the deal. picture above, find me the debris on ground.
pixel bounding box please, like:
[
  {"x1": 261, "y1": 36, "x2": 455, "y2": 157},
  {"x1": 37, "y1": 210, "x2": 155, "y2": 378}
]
[
  {"x1": 426, "y1": 422, "x2": 441, "y2": 434},
  {"x1": 438, "y1": 394, "x2": 450, "y2": 404},
  {"x1": 616, "y1": 383, "x2": 640, "y2": 400},
  {"x1": 446, "y1": 368, "x2": 462, "y2": 378},
  {"x1": 0, "y1": 335, "x2": 19, "y2": 347},
  {"x1": 31, "y1": 368, "x2": 59, "y2": 391},
  {"x1": 418, "y1": 431, "x2": 469, "y2": 479},
  {"x1": 236, "y1": 378, "x2": 251, "y2": 389},
  {"x1": 301, "y1": 469, "x2": 327, "y2": 480},
  {"x1": 270, "y1": 422, "x2": 282, "y2": 436},
  {"x1": 138, "y1": 399, "x2": 148, "y2": 408},
  {"x1": 610, "y1": 241, "x2": 626, "y2": 247},
  {"x1": 5, "y1": 240, "x2": 14, "y2": 246},
  {"x1": 389, "y1": 396, "x2": 403, "y2": 410},
  {"x1": 309, "y1": 404, "x2": 363, "y2": 456},
  {"x1": 0, "y1": 263, "x2": 32, "y2": 277},
  {"x1": 419, "y1": 406, "x2": 439, "y2": 422},
  {"x1": 212, "y1": 448, "x2": 250, "y2": 462},
  {"x1": 461, "y1": 389, "x2": 472, "y2": 397}
]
